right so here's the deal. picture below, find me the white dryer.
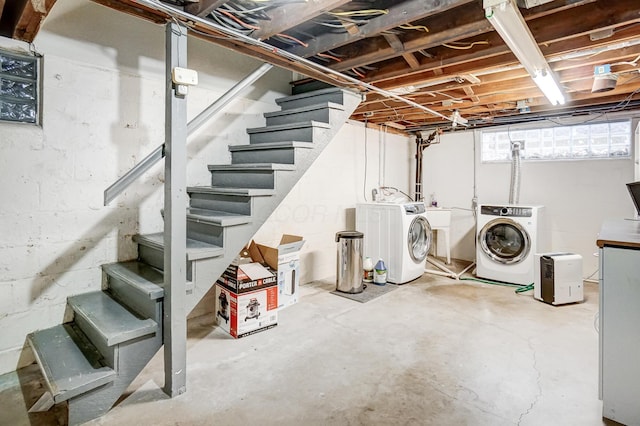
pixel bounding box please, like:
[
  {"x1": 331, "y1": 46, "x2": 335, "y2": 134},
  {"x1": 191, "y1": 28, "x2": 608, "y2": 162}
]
[
  {"x1": 476, "y1": 204, "x2": 548, "y2": 285},
  {"x1": 356, "y1": 202, "x2": 432, "y2": 284}
]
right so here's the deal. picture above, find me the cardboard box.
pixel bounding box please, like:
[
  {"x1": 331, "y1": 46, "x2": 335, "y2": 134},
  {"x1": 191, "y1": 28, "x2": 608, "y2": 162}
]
[
  {"x1": 220, "y1": 258, "x2": 277, "y2": 293},
  {"x1": 215, "y1": 282, "x2": 278, "y2": 338},
  {"x1": 253, "y1": 235, "x2": 305, "y2": 310}
]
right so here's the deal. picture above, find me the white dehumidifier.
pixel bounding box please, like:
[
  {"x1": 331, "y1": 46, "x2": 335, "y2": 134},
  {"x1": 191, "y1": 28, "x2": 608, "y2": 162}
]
[{"x1": 534, "y1": 253, "x2": 584, "y2": 305}]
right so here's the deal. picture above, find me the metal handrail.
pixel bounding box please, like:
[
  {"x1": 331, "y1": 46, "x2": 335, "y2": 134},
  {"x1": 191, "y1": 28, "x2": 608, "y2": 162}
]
[
  {"x1": 103, "y1": 62, "x2": 273, "y2": 205},
  {"x1": 130, "y1": 0, "x2": 457, "y2": 125}
]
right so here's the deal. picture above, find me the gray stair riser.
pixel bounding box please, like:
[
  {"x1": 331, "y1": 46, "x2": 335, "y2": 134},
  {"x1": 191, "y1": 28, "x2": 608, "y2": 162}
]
[
  {"x1": 210, "y1": 169, "x2": 275, "y2": 189},
  {"x1": 276, "y1": 90, "x2": 348, "y2": 110},
  {"x1": 137, "y1": 245, "x2": 194, "y2": 281},
  {"x1": 265, "y1": 108, "x2": 332, "y2": 126},
  {"x1": 67, "y1": 333, "x2": 162, "y2": 426},
  {"x1": 72, "y1": 314, "x2": 116, "y2": 369},
  {"x1": 188, "y1": 193, "x2": 251, "y2": 215},
  {"x1": 232, "y1": 148, "x2": 295, "y2": 165},
  {"x1": 187, "y1": 220, "x2": 224, "y2": 247},
  {"x1": 249, "y1": 126, "x2": 319, "y2": 144},
  {"x1": 106, "y1": 275, "x2": 163, "y2": 323},
  {"x1": 66, "y1": 381, "x2": 115, "y2": 425},
  {"x1": 138, "y1": 245, "x2": 163, "y2": 272}
]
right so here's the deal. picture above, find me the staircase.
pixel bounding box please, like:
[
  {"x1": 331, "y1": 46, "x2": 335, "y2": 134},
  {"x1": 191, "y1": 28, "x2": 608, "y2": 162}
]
[{"x1": 26, "y1": 87, "x2": 362, "y2": 425}]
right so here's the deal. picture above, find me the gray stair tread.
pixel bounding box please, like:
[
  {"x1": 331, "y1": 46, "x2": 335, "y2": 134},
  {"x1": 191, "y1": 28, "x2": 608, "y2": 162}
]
[
  {"x1": 135, "y1": 233, "x2": 224, "y2": 261},
  {"x1": 207, "y1": 163, "x2": 296, "y2": 172},
  {"x1": 188, "y1": 186, "x2": 276, "y2": 197},
  {"x1": 27, "y1": 323, "x2": 116, "y2": 403},
  {"x1": 68, "y1": 291, "x2": 158, "y2": 346},
  {"x1": 263, "y1": 101, "x2": 344, "y2": 118},
  {"x1": 186, "y1": 208, "x2": 251, "y2": 227},
  {"x1": 228, "y1": 141, "x2": 315, "y2": 152},
  {"x1": 246, "y1": 120, "x2": 331, "y2": 134},
  {"x1": 276, "y1": 87, "x2": 345, "y2": 104},
  {"x1": 103, "y1": 261, "x2": 164, "y2": 300}
]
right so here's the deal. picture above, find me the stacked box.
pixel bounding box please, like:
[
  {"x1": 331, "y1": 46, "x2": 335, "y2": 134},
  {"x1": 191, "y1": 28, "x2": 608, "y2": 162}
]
[
  {"x1": 216, "y1": 262, "x2": 278, "y2": 338},
  {"x1": 250, "y1": 235, "x2": 305, "y2": 310},
  {"x1": 220, "y1": 261, "x2": 277, "y2": 292}
]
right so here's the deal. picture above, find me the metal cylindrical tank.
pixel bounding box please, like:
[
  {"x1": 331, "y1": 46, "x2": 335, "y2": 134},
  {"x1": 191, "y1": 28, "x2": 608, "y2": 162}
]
[{"x1": 335, "y1": 231, "x2": 364, "y2": 293}]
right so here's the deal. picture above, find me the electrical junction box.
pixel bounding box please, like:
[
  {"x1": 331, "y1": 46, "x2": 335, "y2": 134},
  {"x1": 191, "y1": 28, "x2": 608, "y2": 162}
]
[
  {"x1": 534, "y1": 253, "x2": 583, "y2": 305},
  {"x1": 594, "y1": 64, "x2": 612, "y2": 76},
  {"x1": 171, "y1": 67, "x2": 198, "y2": 86}
]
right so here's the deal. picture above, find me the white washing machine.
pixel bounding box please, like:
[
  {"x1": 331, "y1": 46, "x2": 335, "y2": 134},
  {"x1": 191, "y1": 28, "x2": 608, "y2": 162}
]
[
  {"x1": 476, "y1": 204, "x2": 549, "y2": 285},
  {"x1": 356, "y1": 202, "x2": 432, "y2": 284}
]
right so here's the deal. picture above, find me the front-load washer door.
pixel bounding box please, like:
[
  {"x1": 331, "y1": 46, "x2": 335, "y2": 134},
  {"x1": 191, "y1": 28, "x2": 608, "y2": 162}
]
[
  {"x1": 408, "y1": 216, "x2": 432, "y2": 263},
  {"x1": 478, "y1": 218, "x2": 530, "y2": 265}
]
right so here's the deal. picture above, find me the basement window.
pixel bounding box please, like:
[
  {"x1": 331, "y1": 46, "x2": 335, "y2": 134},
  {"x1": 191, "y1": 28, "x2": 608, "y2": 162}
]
[
  {"x1": 481, "y1": 120, "x2": 632, "y2": 162},
  {"x1": 0, "y1": 49, "x2": 40, "y2": 124}
]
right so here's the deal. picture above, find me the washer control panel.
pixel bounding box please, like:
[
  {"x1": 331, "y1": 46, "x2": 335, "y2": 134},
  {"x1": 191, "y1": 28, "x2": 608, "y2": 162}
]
[
  {"x1": 481, "y1": 205, "x2": 532, "y2": 217},
  {"x1": 404, "y1": 203, "x2": 426, "y2": 214}
]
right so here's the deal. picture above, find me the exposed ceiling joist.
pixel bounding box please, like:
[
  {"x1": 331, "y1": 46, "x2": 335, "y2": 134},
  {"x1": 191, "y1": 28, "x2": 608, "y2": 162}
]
[
  {"x1": 286, "y1": 0, "x2": 475, "y2": 58},
  {"x1": 185, "y1": 0, "x2": 229, "y2": 18},
  {"x1": 3, "y1": 0, "x2": 639, "y2": 132},
  {"x1": 383, "y1": 33, "x2": 420, "y2": 69},
  {"x1": 252, "y1": 0, "x2": 351, "y2": 41},
  {"x1": 10, "y1": 0, "x2": 57, "y2": 42}
]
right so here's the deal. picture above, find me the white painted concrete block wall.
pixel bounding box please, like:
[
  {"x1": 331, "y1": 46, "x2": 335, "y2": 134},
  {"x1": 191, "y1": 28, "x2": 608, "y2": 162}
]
[
  {"x1": 422, "y1": 128, "x2": 637, "y2": 277},
  {"x1": 0, "y1": 0, "x2": 293, "y2": 375}
]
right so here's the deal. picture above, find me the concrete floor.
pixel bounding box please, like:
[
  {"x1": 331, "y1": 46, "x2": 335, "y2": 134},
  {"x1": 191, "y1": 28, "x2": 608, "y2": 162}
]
[{"x1": 1, "y1": 266, "x2": 609, "y2": 425}]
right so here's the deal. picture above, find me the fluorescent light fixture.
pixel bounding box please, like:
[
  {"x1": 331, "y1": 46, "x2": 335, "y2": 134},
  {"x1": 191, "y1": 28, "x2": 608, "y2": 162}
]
[
  {"x1": 533, "y1": 70, "x2": 565, "y2": 105},
  {"x1": 484, "y1": 0, "x2": 566, "y2": 105}
]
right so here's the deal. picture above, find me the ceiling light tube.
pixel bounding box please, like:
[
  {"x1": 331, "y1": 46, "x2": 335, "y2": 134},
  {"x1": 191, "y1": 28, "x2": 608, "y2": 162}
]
[
  {"x1": 484, "y1": 0, "x2": 566, "y2": 105},
  {"x1": 533, "y1": 69, "x2": 565, "y2": 105}
]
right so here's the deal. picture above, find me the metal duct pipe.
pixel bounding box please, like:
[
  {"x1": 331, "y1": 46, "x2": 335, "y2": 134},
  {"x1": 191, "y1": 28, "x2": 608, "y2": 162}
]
[{"x1": 509, "y1": 141, "x2": 522, "y2": 204}]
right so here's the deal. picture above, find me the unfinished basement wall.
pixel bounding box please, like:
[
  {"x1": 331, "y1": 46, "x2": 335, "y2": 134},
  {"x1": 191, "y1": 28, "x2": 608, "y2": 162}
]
[
  {"x1": 422, "y1": 124, "x2": 637, "y2": 278},
  {"x1": 0, "y1": 0, "x2": 293, "y2": 375},
  {"x1": 254, "y1": 123, "x2": 414, "y2": 283}
]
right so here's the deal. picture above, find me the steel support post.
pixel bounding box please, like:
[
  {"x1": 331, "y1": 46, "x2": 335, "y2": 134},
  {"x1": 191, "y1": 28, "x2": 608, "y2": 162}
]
[{"x1": 163, "y1": 21, "x2": 188, "y2": 398}]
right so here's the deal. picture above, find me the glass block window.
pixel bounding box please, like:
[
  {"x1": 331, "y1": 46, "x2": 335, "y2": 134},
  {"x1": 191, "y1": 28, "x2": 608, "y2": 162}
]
[
  {"x1": 481, "y1": 120, "x2": 632, "y2": 162},
  {"x1": 0, "y1": 50, "x2": 39, "y2": 124}
]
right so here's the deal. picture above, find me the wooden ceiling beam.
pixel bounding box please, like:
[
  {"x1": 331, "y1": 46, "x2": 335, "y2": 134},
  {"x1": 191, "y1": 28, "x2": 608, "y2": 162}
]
[
  {"x1": 383, "y1": 34, "x2": 420, "y2": 69},
  {"x1": 368, "y1": 81, "x2": 640, "y2": 126},
  {"x1": 366, "y1": 0, "x2": 640, "y2": 85},
  {"x1": 184, "y1": 0, "x2": 229, "y2": 18},
  {"x1": 252, "y1": 0, "x2": 351, "y2": 41},
  {"x1": 372, "y1": 25, "x2": 640, "y2": 91},
  {"x1": 335, "y1": 19, "x2": 492, "y2": 72},
  {"x1": 13, "y1": 0, "x2": 58, "y2": 43},
  {"x1": 286, "y1": 0, "x2": 476, "y2": 58},
  {"x1": 175, "y1": 20, "x2": 360, "y2": 90},
  {"x1": 91, "y1": 0, "x2": 168, "y2": 24},
  {"x1": 329, "y1": 0, "x2": 597, "y2": 74},
  {"x1": 354, "y1": 62, "x2": 625, "y2": 118}
]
